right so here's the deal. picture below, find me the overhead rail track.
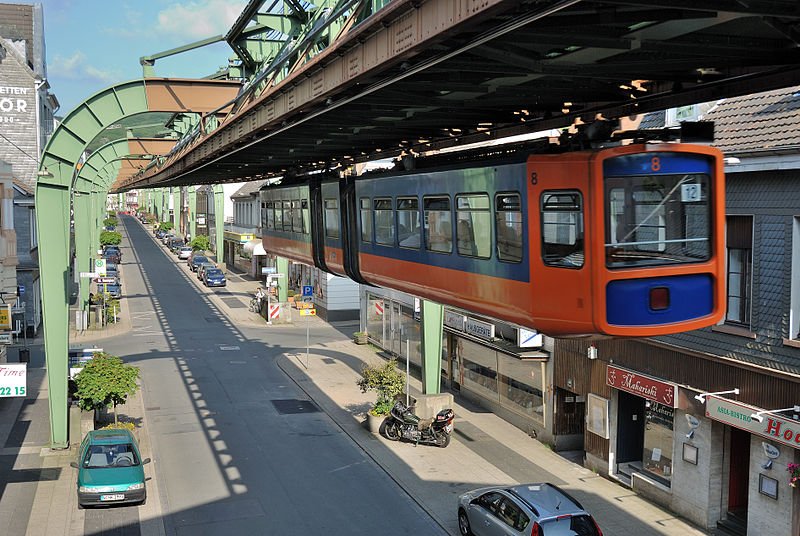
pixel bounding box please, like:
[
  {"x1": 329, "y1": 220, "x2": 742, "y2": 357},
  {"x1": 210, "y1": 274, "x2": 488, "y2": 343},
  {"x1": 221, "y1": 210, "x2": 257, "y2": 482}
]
[{"x1": 117, "y1": 0, "x2": 800, "y2": 191}]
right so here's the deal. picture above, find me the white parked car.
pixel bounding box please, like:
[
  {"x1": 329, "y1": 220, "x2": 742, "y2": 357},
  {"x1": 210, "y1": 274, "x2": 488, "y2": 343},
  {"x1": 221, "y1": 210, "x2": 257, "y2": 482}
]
[{"x1": 178, "y1": 246, "x2": 193, "y2": 260}]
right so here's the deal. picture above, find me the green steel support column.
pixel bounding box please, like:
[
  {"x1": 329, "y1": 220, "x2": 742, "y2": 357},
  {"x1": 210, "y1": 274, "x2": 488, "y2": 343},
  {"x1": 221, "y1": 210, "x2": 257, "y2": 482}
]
[
  {"x1": 35, "y1": 181, "x2": 71, "y2": 448},
  {"x1": 73, "y1": 190, "x2": 92, "y2": 311},
  {"x1": 420, "y1": 300, "x2": 444, "y2": 395},
  {"x1": 213, "y1": 184, "x2": 224, "y2": 264},
  {"x1": 188, "y1": 187, "x2": 197, "y2": 240},
  {"x1": 172, "y1": 187, "x2": 179, "y2": 229},
  {"x1": 277, "y1": 257, "x2": 288, "y2": 302}
]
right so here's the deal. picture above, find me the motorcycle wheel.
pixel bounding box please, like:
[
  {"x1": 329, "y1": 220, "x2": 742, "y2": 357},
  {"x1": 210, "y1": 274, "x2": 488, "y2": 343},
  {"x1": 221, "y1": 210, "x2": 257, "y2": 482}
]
[
  {"x1": 380, "y1": 420, "x2": 400, "y2": 441},
  {"x1": 437, "y1": 431, "x2": 451, "y2": 448}
]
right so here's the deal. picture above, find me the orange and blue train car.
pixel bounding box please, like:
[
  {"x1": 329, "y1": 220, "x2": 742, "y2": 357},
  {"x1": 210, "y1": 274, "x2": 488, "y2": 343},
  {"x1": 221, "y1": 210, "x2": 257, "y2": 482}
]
[{"x1": 260, "y1": 143, "x2": 725, "y2": 337}]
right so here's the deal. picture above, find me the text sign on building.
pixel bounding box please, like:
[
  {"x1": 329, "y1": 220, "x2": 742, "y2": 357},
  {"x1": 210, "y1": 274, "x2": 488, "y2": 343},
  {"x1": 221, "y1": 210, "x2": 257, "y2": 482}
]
[
  {"x1": 0, "y1": 304, "x2": 11, "y2": 330},
  {"x1": 606, "y1": 365, "x2": 677, "y2": 408},
  {"x1": 444, "y1": 310, "x2": 466, "y2": 331},
  {"x1": 706, "y1": 396, "x2": 800, "y2": 450},
  {"x1": 0, "y1": 364, "x2": 27, "y2": 397},
  {"x1": 0, "y1": 86, "x2": 31, "y2": 124},
  {"x1": 465, "y1": 317, "x2": 495, "y2": 341}
]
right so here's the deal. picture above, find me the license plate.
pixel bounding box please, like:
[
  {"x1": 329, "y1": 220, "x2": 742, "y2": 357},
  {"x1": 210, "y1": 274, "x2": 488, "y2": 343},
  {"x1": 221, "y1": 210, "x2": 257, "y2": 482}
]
[
  {"x1": 100, "y1": 494, "x2": 125, "y2": 501},
  {"x1": 446, "y1": 423, "x2": 454, "y2": 433}
]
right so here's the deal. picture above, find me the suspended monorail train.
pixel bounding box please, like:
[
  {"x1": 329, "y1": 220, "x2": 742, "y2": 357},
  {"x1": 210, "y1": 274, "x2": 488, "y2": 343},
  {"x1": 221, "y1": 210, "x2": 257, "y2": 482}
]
[{"x1": 260, "y1": 143, "x2": 725, "y2": 337}]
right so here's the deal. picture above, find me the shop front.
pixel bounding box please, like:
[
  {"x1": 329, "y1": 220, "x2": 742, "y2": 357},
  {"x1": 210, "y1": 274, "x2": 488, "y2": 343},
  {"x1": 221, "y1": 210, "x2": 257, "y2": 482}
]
[{"x1": 606, "y1": 365, "x2": 677, "y2": 488}]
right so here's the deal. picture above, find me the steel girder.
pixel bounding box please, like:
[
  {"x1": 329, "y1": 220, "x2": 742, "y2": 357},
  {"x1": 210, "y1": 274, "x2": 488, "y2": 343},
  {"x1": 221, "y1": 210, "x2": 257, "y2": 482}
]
[{"x1": 36, "y1": 78, "x2": 241, "y2": 448}]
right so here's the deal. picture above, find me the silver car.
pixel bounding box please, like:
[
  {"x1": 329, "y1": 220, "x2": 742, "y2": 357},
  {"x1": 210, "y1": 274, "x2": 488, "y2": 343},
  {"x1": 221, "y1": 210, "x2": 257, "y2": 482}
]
[
  {"x1": 178, "y1": 246, "x2": 193, "y2": 260},
  {"x1": 457, "y1": 483, "x2": 603, "y2": 536}
]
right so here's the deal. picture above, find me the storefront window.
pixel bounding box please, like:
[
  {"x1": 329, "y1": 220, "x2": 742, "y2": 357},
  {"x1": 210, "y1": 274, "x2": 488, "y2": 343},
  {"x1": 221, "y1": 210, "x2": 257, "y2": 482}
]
[
  {"x1": 366, "y1": 294, "x2": 386, "y2": 347},
  {"x1": 643, "y1": 402, "x2": 674, "y2": 485},
  {"x1": 460, "y1": 339, "x2": 498, "y2": 400},
  {"x1": 498, "y1": 358, "x2": 545, "y2": 423}
]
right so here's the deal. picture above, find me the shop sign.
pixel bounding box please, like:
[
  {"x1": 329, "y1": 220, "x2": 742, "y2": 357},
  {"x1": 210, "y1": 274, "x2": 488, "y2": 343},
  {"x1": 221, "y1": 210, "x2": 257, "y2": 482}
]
[
  {"x1": 444, "y1": 310, "x2": 466, "y2": 331},
  {"x1": 465, "y1": 318, "x2": 495, "y2": 341},
  {"x1": 606, "y1": 365, "x2": 676, "y2": 407},
  {"x1": 0, "y1": 305, "x2": 11, "y2": 330},
  {"x1": 706, "y1": 396, "x2": 800, "y2": 450}
]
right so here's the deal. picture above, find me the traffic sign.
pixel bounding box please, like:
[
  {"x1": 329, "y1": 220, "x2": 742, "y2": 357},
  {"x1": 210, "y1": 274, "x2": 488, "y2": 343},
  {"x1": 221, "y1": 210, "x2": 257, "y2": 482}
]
[
  {"x1": 94, "y1": 277, "x2": 117, "y2": 284},
  {"x1": 299, "y1": 309, "x2": 317, "y2": 316},
  {"x1": 94, "y1": 259, "x2": 107, "y2": 276},
  {"x1": 0, "y1": 333, "x2": 11, "y2": 344},
  {"x1": 302, "y1": 285, "x2": 313, "y2": 297},
  {"x1": 261, "y1": 266, "x2": 277, "y2": 275},
  {"x1": 80, "y1": 272, "x2": 99, "y2": 278},
  {"x1": 17, "y1": 285, "x2": 24, "y2": 296}
]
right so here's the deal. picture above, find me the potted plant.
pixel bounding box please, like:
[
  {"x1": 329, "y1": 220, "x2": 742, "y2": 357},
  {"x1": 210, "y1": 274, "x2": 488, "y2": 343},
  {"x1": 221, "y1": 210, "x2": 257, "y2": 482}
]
[
  {"x1": 788, "y1": 462, "x2": 800, "y2": 488},
  {"x1": 356, "y1": 358, "x2": 405, "y2": 433},
  {"x1": 353, "y1": 331, "x2": 368, "y2": 345}
]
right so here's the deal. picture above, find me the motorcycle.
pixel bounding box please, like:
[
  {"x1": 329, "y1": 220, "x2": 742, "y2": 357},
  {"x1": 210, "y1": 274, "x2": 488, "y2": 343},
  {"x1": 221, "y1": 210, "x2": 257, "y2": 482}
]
[{"x1": 380, "y1": 400, "x2": 454, "y2": 448}]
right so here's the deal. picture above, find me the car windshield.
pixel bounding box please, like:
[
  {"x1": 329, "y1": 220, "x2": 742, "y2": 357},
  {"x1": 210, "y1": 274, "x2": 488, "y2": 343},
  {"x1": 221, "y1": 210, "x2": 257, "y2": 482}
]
[
  {"x1": 541, "y1": 514, "x2": 601, "y2": 536},
  {"x1": 193, "y1": 257, "x2": 208, "y2": 263},
  {"x1": 83, "y1": 443, "x2": 139, "y2": 468},
  {"x1": 206, "y1": 269, "x2": 223, "y2": 277}
]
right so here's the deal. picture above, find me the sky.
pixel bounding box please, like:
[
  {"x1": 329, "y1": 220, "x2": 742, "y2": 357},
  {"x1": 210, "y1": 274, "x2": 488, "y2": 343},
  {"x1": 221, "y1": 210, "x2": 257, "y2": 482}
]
[{"x1": 11, "y1": 0, "x2": 249, "y2": 113}]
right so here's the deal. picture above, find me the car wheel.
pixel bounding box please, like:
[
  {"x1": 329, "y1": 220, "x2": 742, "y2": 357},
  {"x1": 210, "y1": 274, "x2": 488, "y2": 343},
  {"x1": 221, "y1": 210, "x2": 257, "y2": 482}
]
[{"x1": 458, "y1": 509, "x2": 473, "y2": 536}]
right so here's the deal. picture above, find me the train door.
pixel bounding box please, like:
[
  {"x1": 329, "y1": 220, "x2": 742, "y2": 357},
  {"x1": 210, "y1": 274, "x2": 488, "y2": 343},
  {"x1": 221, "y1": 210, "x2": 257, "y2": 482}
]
[{"x1": 527, "y1": 154, "x2": 594, "y2": 335}]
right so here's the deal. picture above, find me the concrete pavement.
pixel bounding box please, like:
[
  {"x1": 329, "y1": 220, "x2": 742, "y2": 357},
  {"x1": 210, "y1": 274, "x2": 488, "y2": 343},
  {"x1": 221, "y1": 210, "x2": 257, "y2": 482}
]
[{"x1": 0, "y1": 217, "x2": 712, "y2": 535}]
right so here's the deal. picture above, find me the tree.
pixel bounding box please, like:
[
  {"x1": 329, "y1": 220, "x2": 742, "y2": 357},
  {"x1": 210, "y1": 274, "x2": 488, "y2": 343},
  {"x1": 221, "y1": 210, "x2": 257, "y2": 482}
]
[
  {"x1": 73, "y1": 352, "x2": 139, "y2": 423},
  {"x1": 158, "y1": 221, "x2": 174, "y2": 232},
  {"x1": 100, "y1": 230, "x2": 122, "y2": 246},
  {"x1": 103, "y1": 217, "x2": 117, "y2": 228},
  {"x1": 190, "y1": 234, "x2": 211, "y2": 252}
]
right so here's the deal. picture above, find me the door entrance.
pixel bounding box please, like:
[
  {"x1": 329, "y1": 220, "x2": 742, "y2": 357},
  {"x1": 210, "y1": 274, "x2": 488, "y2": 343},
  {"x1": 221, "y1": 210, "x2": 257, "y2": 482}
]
[
  {"x1": 616, "y1": 390, "x2": 645, "y2": 476},
  {"x1": 727, "y1": 427, "x2": 750, "y2": 520}
]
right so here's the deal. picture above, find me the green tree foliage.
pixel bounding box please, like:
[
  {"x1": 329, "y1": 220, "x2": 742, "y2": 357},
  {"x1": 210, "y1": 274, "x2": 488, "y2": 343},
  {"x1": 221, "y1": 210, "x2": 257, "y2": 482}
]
[
  {"x1": 158, "y1": 222, "x2": 174, "y2": 231},
  {"x1": 103, "y1": 217, "x2": 117, "y2": 228},
  {"x1": 190, "y1": 235, "x2": 211, "y2": 252},
  {"x1": 99, "y1": 230, "x2": 122, "y2": 246},
  {"x1": 356, "y1": 358, "x2": 405, "y2": 416},
  {"x1": 74, "y1": 353, "x2": 139, "y2": 423}
]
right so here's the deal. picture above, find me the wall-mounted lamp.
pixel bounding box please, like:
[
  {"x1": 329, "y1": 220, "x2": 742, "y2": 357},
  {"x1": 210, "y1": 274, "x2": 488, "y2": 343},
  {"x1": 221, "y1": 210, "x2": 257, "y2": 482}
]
[
  {"x1": 750, "y1": 405, "x2": 800, "y2": 423},
  {"x1": 686, "y1": 429, "x2": 695, "y2": 440},
  {"x1": 694, "y1": 388, "x2": 739, "y2": 404},
  {"x1": 587, "y1": 345, "x2": 598, "y2": 360}
]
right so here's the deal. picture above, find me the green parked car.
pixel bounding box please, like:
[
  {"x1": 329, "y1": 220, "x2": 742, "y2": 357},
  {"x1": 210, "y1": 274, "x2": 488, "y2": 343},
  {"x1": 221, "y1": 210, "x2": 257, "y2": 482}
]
[{"x1": 70, "y1": 429, "x2": 151, "y2": 508}]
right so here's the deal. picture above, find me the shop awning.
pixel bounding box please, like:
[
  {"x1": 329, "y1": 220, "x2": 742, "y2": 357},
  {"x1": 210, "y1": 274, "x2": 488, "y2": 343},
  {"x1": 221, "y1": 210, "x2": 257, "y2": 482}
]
[{"x1": 243, "y1": 239, "x2": 266, "y2": 256}]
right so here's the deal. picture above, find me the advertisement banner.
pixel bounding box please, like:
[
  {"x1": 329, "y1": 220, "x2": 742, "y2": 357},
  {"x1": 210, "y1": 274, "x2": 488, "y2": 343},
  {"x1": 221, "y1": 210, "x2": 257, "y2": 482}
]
[{"x1": 0, "y1": 364, "x2": 26, "y2": 397}]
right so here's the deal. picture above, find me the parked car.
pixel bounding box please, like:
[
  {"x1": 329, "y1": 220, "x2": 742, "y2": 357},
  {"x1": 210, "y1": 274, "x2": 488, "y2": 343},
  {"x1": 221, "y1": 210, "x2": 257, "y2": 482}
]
[
  {"x1": 168, "y1": 239, "x2": 184, "y2": 253},
  {"x1": 178, "y1": 246, "x2": 193, "y2": 260},
  {"x1": 70, "y1": 429, "x2": 151, "y2": 508},
  {"x1": 189, "y1": 255, "x2": 209, "y2": 272},
  {"x1": 197, "y1": 262, "x2": 216, "y2": 280},
  {"x1": 161, "y1": 233, "x2": 175, "y2": 245},
  {"x1": 103, "y1": 283, "x2": 122, "y2": 299},
  {"x1": 102, "y1": 251, "x2": 121, "y2": 264},
  {"x1": 155, "y1": 229, "x2": 166, "y2": 238},
  {"x1": 457, "y1": 483, "x2": 603, "y2": 536},
  {"x1": 203, "y1": 268, "x2": 227, "y2": 287},
  {"x1": 105, "y1": 265, "x2": 119, "y2": 280}
]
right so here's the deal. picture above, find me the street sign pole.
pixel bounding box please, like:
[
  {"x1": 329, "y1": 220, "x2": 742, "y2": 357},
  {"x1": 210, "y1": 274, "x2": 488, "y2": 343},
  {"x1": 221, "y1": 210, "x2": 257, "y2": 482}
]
[
  {"x1": 306, "y1": 313, "x2": 310, "y2": 369},
  {"x1": 266, "y1": 276, "x2": 271, "y2": 325}
]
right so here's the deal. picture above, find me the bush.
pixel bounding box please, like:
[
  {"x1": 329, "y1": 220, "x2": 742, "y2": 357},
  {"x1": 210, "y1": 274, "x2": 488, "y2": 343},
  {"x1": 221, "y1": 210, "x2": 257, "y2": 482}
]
[
  {"x1": 101, "y1": 421, "x2": 135, "y2": 432},
  {"x1": 103, "y1": 217, "x2": 118, "y2": 228},
  {"x1": 356, "y1": 358, "x2": 405, "y2": 416},
  {"x1": 158, "y1": 222, "x2": 174, "y2": 232},
  {"x1": 190, "y1": 235, "x2": 211, "y2": 252},
  {"x1": 100, "y1": 230, "x2": 122, "y2": 246}
]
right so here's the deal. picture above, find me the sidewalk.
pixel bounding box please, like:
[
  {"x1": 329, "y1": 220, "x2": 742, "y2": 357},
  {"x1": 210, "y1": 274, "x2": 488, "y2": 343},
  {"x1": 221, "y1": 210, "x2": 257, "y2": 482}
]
[{"x1": 276, "y1": 342, "x2": 710, "y2": 536}]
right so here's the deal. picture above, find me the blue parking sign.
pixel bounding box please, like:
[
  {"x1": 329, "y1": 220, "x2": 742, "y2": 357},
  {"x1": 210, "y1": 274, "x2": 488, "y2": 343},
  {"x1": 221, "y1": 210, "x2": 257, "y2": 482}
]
[{"x1": 302, "y1": 285, "x2": 313, "y2": 297}]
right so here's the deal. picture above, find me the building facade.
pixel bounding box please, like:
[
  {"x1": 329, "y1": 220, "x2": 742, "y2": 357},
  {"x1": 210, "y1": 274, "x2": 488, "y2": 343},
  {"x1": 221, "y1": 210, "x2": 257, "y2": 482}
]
[{"x1": 550, "y1": 88, "x2": 800, "y2": 536}]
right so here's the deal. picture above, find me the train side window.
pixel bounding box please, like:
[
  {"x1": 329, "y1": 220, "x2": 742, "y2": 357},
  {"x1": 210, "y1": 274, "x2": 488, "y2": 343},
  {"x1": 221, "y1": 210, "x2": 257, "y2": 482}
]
[
  {"x1": 540, "y1": 191, "x2": 584, "y2": 268},
  {"x1": 291, "y1": 200, "x2": 303, "y2": 233},
  {"x1": 360, "y1": 198, "x2": 373, "y2": 243},
  {"x1": 274, "y1": 199, "x2": 283, "y2": 230},
  {"x1": 496, "y1": 193, "x2": 523, "y2": 263},
  {"x1": 265, "y1": 201, "x2": 274, "y2": 230},
  {"x1": 397, "y1": 197, "x2": 421, "y2": 249},
  {"x1": 324, "y1": 198, "x2": 340, "y2": 238},
  {"x1": 424, "y1": 196, "x2": 452, "y2": 253},
  {"x1": 456, "y1": 194, "x2": 490, "y2": 258},
  {"x1": 374, "y1": 198, "x2": 394, "y2": 246},
  {"x1": 301, "y1": 199, "x2": 310, "y2": 235},
  {"x1": 282, "y1": 200, "x2": 292, "y2": 232}
]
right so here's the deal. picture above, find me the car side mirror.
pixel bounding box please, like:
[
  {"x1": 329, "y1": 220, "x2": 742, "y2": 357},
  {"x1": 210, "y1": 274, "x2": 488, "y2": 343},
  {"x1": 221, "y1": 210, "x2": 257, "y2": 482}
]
[
  {"x1": 142, "y1": 458, "x2": 151, "y2": 465},
  {"x1": 70, "y1": 461, "x2": 79, "y2": 469}
]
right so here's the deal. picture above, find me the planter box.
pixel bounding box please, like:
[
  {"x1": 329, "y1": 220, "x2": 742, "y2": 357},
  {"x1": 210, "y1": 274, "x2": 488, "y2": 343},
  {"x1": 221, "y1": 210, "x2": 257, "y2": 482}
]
[{"x1": 365, "y1": 413, "x2": 385, "y2": 434}]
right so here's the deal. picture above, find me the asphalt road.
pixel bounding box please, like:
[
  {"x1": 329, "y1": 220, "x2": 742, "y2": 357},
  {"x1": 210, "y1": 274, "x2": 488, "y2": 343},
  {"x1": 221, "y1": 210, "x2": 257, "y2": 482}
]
[{"x1": 91, "y1": 216, "x2": 446, "y2": 536}]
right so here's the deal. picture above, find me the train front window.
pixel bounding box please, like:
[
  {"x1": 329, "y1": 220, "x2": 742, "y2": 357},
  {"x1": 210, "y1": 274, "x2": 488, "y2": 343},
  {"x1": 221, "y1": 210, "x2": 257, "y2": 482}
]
[{"x1": 605, "y1": 173, "x2": 710, "y2": 267}]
